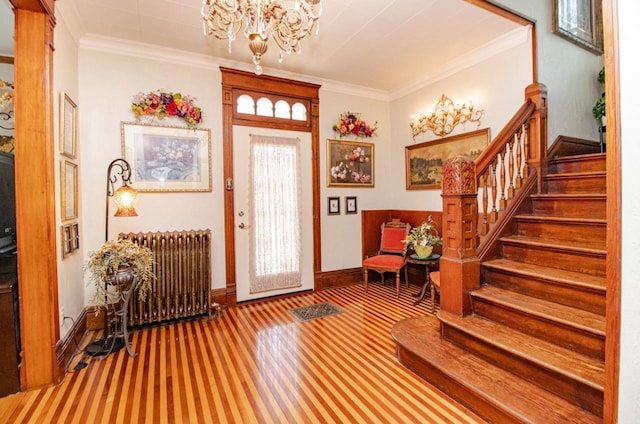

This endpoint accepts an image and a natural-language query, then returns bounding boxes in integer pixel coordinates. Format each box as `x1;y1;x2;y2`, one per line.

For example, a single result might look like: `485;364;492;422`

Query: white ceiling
1;0;525;95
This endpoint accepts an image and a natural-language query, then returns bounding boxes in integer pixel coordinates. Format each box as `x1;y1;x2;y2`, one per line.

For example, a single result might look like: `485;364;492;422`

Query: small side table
404;253;440;309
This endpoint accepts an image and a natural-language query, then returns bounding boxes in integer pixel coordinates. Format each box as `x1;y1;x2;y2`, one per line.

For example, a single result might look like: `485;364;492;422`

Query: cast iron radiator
119;229;212;326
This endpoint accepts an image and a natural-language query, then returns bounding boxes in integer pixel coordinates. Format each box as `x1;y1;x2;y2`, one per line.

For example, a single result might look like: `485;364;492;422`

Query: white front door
233;126;314;302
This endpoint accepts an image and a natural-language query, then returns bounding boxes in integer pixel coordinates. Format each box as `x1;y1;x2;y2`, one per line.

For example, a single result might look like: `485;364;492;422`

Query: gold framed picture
405;128;489;190
553;0;603;55
327;139;374;187
121;122;212;192
61;160;78;221
60;92;77;158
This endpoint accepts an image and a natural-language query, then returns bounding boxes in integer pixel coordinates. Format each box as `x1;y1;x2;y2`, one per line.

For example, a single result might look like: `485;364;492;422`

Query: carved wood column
524;82;548;192
440;156;480;316
13;4;61;389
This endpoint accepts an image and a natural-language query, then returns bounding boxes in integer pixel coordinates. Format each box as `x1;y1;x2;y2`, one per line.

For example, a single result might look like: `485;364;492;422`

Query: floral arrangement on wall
332;111;377;138
0;79;14;113
131;90;202;126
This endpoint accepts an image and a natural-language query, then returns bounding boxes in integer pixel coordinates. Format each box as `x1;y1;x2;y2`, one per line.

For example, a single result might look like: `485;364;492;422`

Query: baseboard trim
56;309;87;374
316;267;362;290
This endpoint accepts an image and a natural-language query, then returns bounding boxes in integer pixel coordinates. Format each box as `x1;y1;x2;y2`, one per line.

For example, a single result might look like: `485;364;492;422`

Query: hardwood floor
0;282;484;423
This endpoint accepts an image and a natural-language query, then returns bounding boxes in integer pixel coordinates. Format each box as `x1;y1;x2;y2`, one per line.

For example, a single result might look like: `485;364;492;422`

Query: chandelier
410;94;484;138
202;0;322;75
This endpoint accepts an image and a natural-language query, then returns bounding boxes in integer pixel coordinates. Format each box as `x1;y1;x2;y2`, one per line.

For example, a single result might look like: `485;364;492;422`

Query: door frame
220;67;321;306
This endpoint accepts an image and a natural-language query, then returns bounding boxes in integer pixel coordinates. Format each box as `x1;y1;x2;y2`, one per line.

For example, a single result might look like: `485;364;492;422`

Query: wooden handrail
439;83;547;316
475;100;535;176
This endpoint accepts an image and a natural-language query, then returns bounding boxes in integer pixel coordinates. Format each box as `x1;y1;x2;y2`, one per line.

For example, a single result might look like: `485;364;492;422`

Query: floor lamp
85;158;139;357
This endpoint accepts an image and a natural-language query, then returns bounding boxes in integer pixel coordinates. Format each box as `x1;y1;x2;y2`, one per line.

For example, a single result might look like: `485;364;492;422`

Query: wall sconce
410;94;484;139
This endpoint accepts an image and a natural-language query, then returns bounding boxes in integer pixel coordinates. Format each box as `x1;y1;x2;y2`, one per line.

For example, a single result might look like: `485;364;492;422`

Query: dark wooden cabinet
0;270;20;397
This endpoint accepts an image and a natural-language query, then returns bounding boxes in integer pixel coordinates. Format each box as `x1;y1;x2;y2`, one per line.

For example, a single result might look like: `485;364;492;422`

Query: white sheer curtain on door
248;135;302;293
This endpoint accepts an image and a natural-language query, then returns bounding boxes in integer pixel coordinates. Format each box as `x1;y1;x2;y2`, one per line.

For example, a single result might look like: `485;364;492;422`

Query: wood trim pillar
603;0;620;421
13;6;61;388
524;82;548;192
440;156;480;316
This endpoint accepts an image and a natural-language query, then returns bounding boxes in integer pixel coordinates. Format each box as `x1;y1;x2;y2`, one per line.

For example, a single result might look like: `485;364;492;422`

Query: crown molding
70;24;528;104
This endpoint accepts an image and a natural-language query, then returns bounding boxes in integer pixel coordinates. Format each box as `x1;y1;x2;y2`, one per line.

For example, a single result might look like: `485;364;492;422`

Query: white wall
618;0;640;420
77;48;226;301
496;0;604;144
389;38;531;212
318;90;390;271
53;13;84;338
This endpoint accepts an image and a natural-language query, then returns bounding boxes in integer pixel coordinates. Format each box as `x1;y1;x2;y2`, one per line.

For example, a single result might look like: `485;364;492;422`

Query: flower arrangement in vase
84;239;154;308
402;216;443;259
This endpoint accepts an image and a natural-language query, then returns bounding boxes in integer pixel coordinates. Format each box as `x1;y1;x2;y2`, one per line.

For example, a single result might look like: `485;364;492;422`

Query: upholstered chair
362;219;410;297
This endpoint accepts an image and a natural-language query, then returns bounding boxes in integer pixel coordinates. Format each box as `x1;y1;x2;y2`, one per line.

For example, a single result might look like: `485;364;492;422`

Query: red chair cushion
381;227;408;252
363;254;405;269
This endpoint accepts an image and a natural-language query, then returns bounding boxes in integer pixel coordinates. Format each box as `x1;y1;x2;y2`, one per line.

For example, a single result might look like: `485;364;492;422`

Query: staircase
393;152;606;423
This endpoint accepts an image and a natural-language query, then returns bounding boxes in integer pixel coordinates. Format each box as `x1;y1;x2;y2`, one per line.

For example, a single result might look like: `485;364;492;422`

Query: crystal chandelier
410;94;484;138
202;0;322;75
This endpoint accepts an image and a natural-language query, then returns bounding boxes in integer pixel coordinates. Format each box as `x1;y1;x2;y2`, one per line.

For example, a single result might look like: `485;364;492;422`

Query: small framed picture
345;196;357;214
328;196;340;215
61;224;72;258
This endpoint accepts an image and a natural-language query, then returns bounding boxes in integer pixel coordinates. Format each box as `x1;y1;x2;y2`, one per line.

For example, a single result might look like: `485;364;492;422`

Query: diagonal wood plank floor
0;282;485;423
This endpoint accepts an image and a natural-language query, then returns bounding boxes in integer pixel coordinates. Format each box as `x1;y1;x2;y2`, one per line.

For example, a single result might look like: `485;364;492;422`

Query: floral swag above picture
332;112;377;138
131;90;202;126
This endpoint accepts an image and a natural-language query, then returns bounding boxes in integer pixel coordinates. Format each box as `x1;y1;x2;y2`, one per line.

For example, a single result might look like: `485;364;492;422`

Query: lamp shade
113;184;138;217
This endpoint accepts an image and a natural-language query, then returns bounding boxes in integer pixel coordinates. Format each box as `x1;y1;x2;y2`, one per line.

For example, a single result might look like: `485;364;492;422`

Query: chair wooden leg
364;269;368;292
395;272;400;298
404;266;409;288
431;284;435;314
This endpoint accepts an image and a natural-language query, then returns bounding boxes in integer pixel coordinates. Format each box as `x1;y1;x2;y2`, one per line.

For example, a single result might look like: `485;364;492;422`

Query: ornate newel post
440;156;480;316
524;82;548;192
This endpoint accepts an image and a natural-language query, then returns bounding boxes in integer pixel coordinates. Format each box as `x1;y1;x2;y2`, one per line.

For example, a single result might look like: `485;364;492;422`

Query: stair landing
392;316;602;424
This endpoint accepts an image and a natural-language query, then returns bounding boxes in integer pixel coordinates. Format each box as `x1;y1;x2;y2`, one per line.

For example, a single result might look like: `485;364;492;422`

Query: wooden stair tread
530;193;606;200
392;317;602;424
514;214;605;225
500;235;606;254
549;153;606;162
439;311;605;390
483;258;606;291
543;171;605;179
472;285;606;335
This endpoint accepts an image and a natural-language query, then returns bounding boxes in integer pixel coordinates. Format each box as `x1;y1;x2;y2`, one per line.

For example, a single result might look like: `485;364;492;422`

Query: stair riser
396;345;523;424
543;175;606;194
501;244;605;277
549;158;606;173
441;323;604;417
472;297;605;360
482;268;605;315
531;198;606;219
516;220;606;245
